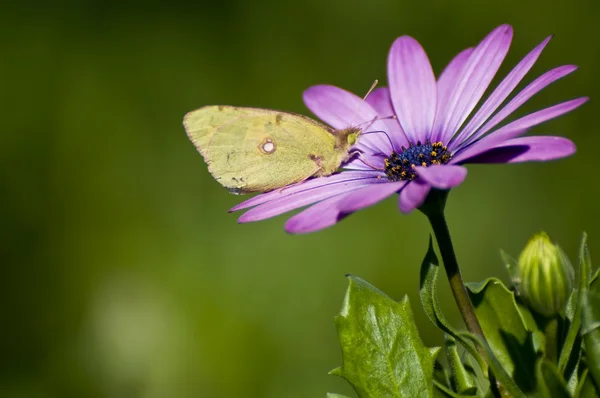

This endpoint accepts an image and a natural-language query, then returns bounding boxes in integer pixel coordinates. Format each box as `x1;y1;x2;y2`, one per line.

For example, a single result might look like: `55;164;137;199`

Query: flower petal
439;25;513;141
284;181;405;234
398;181;431;213
366;87;394;116
338;180;406;212
451;97;588;164
365;87;409;149
416;165;467;189
303;85;392;154
453;64;578;150
238;177;384;223
463;136;576;164
431;47;474;142
303;85;363;129
284;194;350;234
387;36;437;143
344;153;386;171
230;170;381;211
452;36;552;146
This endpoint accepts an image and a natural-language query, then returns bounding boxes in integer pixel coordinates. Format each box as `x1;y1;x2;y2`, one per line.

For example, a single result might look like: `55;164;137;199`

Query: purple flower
231;25;588;234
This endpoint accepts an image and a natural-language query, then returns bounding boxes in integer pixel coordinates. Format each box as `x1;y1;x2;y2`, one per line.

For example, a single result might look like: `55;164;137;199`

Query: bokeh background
2;0;598;396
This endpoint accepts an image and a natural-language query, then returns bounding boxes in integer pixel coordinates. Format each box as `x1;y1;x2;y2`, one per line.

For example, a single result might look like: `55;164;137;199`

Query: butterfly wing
183;106;338;193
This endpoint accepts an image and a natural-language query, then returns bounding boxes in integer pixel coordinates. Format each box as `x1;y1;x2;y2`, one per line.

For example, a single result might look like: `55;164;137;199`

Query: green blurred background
2;0;597;396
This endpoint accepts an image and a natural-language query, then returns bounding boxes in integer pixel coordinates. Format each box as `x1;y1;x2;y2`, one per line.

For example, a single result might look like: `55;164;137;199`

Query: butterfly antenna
348;79;379;127
361;130;396;152
362;79;379;101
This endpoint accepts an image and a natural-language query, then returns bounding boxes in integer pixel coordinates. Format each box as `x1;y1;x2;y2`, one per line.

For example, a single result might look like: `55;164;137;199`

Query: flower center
384;141;452;181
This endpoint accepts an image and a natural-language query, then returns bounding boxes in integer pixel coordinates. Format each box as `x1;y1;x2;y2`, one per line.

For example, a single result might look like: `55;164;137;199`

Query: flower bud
516;232;574;317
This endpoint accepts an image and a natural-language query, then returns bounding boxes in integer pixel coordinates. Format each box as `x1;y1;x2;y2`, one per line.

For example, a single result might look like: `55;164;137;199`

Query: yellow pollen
431;151;437;157
411;164;416;169
422;162;427;167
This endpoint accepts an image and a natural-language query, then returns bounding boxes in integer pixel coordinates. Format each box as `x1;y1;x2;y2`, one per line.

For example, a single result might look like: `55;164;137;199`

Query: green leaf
581;288;600;389
535;359;570;398
326;394;352;398
462;356;487;395
334;275;440;398
566;289;577;322
466;278;537;393
590;267;600;292
445;334;477;395
566;352;581;396
460;333;526;398
564;329;582;395
559;232;590;373
573;369;599;398
515;301;539;334
433;380;479;398
419;237;486;371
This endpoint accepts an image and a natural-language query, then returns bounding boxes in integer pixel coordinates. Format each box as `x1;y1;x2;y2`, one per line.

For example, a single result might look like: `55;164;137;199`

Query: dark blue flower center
384;141;452;181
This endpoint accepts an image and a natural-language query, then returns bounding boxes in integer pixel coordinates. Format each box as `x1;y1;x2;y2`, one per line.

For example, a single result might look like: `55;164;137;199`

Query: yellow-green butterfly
183;106;361;194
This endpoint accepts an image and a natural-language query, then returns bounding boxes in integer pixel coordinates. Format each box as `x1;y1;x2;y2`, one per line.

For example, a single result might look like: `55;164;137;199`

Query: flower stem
427;210;486;339
420;190;486;340
543;317;559;364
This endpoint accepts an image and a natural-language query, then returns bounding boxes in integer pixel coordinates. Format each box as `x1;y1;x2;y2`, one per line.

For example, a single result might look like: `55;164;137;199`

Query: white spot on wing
263;142;275;153
259;138;276;154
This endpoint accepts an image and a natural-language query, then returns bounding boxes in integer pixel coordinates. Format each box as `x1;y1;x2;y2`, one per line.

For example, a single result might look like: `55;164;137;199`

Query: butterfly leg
345;150;385;171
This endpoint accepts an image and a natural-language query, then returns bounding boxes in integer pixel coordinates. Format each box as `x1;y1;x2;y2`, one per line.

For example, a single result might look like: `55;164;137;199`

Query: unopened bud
516;232;574;317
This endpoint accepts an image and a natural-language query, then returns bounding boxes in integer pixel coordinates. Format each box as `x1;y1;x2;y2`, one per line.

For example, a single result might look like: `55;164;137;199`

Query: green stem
420;190;507;394
543;317;559;364
427;210;486;339
420;190;486;340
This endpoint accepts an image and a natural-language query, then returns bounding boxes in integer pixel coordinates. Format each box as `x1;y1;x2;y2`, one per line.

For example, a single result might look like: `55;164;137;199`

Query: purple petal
344;152;386;171
477;97;587;142
453;65;578;150
338;180;406;212
388;36;437;143
303;85;365;129
416;165;467;189
398;181;431;213
284;194;350;234
438;25;513;142
366;87;394;116
451;97;588;164
238;176;384;223
452;36;552;145
431;47;474;142
303;85;393;154
230;170;381;211
464;136;576;164
365;87;409;149
284;181;404;234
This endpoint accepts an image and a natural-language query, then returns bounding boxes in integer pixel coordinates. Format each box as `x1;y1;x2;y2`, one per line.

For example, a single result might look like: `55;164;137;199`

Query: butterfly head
333;127;361;150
